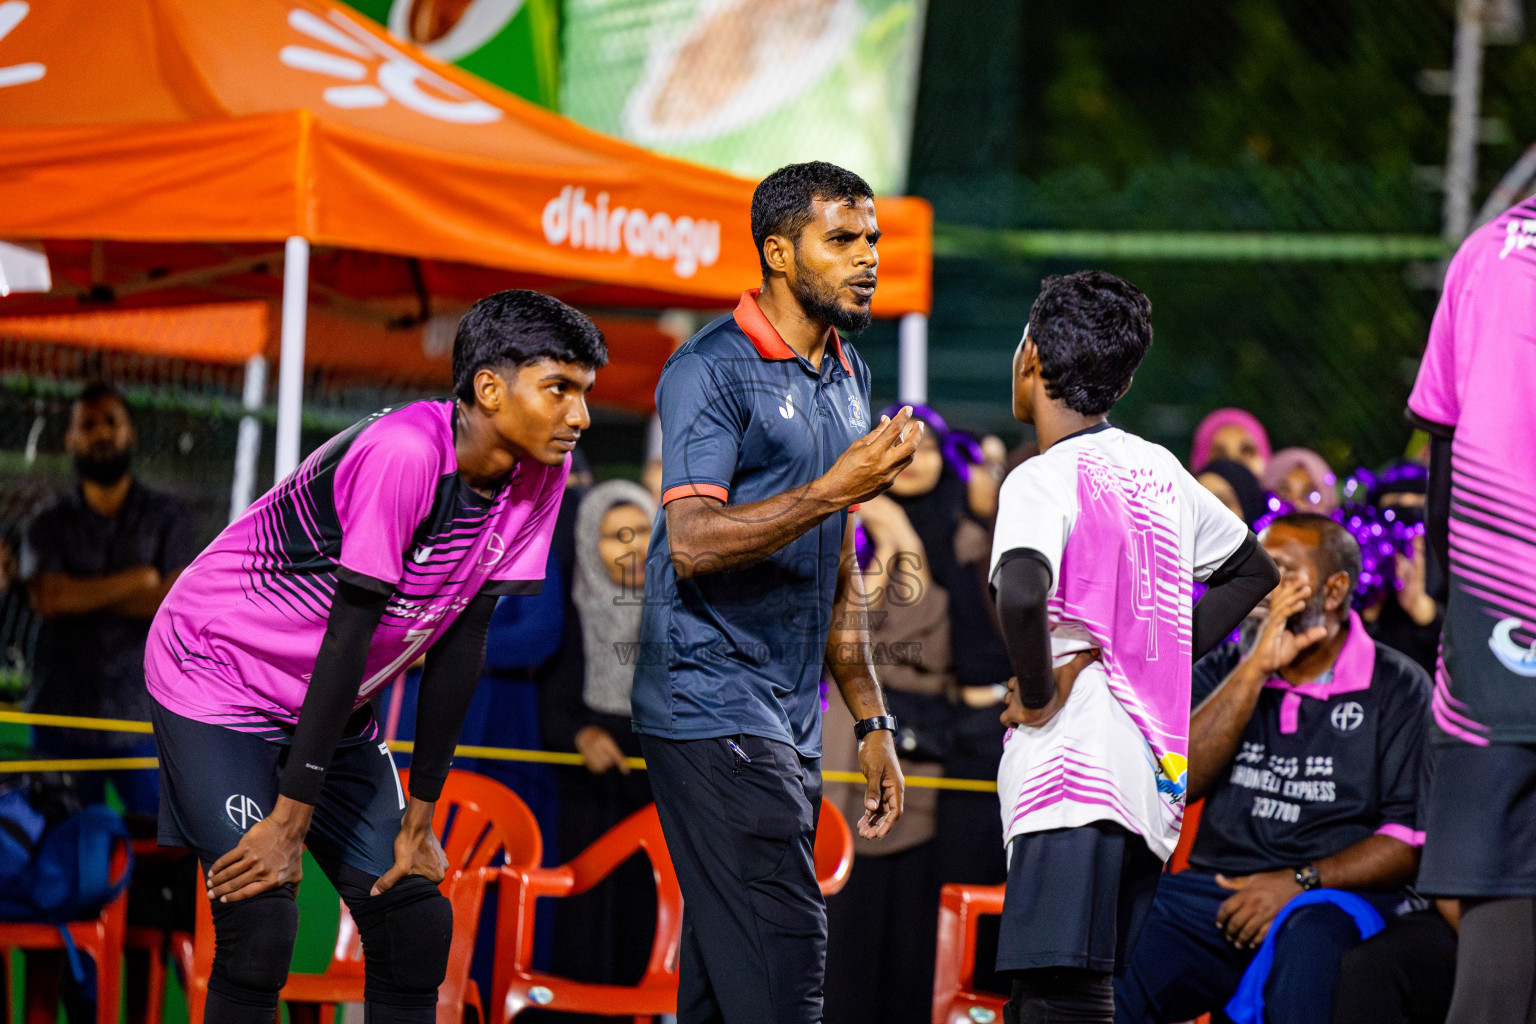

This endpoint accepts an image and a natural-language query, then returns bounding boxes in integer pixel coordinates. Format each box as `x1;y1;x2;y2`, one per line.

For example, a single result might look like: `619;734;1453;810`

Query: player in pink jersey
145;291;606;1024
987;272;1278;1022
1409;198;1536;1023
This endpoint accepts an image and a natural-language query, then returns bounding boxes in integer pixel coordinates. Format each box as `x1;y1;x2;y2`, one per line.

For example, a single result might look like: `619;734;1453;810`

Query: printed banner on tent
560;0;927;195
0;0;932;314
345;0;559;108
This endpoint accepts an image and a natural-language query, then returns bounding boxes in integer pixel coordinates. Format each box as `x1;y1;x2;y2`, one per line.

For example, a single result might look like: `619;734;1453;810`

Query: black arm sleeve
279;580;391;804
993;549;1056;709
1191;532;1278;664
407;591;497;802
1426;434;1452;600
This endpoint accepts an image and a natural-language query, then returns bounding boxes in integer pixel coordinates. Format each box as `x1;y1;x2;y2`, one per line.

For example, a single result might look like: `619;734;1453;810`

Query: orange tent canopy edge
0;0;932;317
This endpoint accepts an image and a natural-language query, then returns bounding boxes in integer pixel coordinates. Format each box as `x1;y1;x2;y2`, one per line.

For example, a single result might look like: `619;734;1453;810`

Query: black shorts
996;821;1163;975
151;700;403;880
1419;742;1536;898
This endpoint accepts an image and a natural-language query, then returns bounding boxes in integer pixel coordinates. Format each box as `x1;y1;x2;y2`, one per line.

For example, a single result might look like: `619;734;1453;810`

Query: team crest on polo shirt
847;394;867;431
1330;701;1366;733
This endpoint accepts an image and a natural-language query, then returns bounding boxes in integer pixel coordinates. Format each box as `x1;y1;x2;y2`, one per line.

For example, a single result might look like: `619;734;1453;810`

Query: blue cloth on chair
1224;889;1385;1024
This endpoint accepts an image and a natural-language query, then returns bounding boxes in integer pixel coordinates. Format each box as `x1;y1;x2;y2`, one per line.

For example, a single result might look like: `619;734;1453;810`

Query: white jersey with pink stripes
990;424;1249;860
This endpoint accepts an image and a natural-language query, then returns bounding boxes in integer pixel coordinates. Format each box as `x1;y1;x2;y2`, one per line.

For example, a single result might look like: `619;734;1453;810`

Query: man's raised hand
1247;580;1329;676
822;406;922;507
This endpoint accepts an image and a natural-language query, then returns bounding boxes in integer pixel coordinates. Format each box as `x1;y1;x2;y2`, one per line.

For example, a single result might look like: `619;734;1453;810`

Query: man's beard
791;252;873;334
1285;585;1329;635
74;447;133;485
1237;584;1330;656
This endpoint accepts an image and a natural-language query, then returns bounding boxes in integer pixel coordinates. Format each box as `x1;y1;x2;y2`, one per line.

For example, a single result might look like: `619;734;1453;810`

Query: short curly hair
1026;271;1153;416
750;162;874;276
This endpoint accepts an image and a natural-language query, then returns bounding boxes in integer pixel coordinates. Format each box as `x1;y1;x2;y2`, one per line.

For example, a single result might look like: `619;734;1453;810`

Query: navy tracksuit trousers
1115;870;1399;1024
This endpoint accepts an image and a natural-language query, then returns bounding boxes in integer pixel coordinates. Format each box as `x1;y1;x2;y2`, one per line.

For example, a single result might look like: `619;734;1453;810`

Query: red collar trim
829;327;853;376
733;289;853;375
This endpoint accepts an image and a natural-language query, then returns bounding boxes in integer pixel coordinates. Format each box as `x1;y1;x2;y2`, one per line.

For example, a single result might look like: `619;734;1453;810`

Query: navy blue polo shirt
631;289;873;758
1187;612;1431;876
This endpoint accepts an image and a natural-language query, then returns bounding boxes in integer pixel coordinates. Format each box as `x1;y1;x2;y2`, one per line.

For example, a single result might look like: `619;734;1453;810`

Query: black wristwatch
1293;863;1321;891
854;715;898;741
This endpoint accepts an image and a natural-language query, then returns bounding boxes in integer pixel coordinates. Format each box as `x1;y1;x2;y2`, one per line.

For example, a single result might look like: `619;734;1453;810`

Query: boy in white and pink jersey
146;291;606;1024
1409;198;1536;1022
987;272;1277;1021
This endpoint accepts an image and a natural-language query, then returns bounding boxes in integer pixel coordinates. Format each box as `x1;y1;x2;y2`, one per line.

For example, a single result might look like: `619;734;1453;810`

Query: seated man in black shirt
1116;513;1430;1024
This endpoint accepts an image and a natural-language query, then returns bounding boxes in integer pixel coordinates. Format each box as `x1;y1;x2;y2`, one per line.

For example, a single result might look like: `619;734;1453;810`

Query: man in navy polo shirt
1117;513;1431;1024
633;161;920;1024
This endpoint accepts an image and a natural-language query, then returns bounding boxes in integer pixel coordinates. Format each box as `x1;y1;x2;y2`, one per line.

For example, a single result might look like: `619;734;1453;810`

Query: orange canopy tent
0;0;933;486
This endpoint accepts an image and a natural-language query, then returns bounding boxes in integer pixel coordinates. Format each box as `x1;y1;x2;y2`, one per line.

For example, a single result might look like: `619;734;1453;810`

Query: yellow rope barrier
0;758;160;772
0;709;999;792
0;710;154;734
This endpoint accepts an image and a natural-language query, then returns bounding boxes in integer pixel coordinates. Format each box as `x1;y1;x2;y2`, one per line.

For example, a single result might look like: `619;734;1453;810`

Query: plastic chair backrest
814;797;853;896
0;836;133;1024
494;802;683;1020
399;767;544;873
1167;798;1203;874
326;768;545;964
931;882;1006;1024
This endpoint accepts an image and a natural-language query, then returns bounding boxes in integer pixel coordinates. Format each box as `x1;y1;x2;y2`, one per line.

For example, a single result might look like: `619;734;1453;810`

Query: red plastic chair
123;841;196;1024
1167;798;1203;875
187;768;542;1024
814;796;854;897
929;802;1211;1024
0;835;132;1024
930;882;1006;1024
494;797;853;1023
493;802;680;1024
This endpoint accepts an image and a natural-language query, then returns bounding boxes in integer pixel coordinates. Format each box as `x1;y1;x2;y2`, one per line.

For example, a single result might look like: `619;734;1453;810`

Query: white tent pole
275;235;310;481
229;353;268;521
898;312;928;405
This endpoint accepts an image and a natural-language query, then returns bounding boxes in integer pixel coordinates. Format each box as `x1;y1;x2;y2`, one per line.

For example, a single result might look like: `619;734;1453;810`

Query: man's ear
473;368;506;412
762;234;793;277
1323;570;1354;613
1020;337;1041;380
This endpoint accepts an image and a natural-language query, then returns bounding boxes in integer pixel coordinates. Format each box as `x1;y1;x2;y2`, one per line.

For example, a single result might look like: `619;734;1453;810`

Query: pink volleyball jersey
990;424;1249;860
1409;199;1536;746
146;401;568;736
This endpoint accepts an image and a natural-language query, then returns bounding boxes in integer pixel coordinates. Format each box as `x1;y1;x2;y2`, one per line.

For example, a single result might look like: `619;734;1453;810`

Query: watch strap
854;715;898;740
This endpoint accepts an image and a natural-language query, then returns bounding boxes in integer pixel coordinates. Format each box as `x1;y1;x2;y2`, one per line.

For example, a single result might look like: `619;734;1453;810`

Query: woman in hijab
1263;447;1339;514
1195;458;1269;527
881;404;1013;695
542;478;656;1012
880;404;1015;993
1190;407;1272;479
823;494;953;1024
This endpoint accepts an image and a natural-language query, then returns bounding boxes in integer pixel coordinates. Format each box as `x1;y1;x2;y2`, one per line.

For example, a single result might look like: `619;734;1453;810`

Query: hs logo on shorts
225;794;265;832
